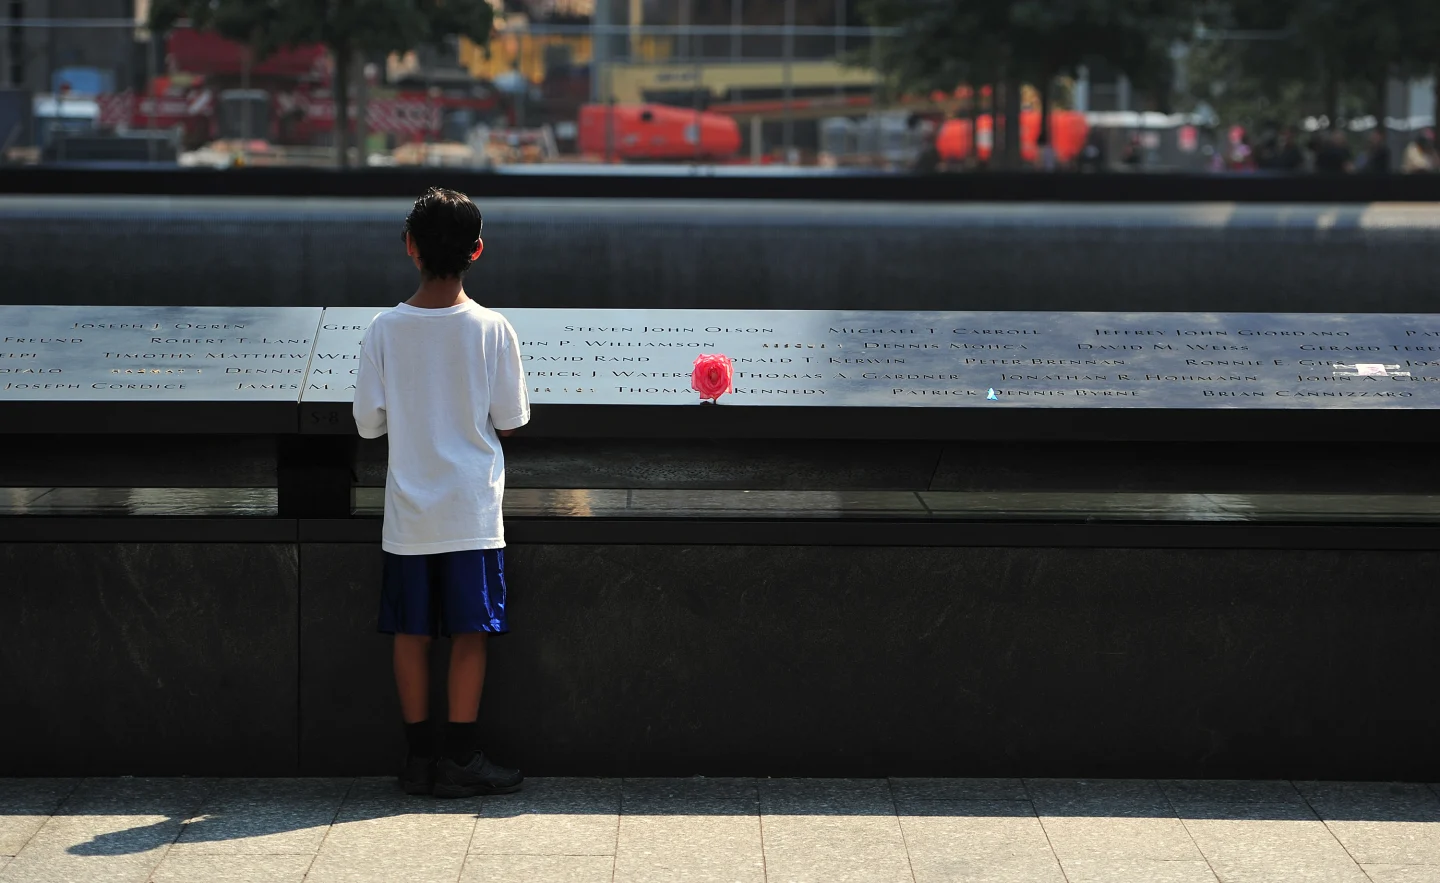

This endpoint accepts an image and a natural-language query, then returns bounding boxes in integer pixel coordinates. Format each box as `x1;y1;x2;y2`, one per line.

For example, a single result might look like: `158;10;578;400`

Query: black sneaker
399;755;436;796
432;753;524;798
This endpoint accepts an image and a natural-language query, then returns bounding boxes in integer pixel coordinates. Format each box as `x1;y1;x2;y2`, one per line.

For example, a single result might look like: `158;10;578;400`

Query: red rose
691;353;734;402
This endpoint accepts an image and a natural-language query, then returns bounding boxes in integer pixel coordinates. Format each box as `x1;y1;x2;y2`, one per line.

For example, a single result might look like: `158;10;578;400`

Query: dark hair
401;187;483;279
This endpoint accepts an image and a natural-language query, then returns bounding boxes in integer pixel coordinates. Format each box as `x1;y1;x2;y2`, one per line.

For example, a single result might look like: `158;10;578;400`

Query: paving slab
0;780;77;857
1028;777;1206;873
1039;813;1204;863
899;798;1064;883
760;791;911;883
1027;778;1174;816
305;849;470;883
36;778;211;817
148;853;315;883
1160;779;1308;811
460;853;616;883
5;776;1440;883
890;778;1028;801
613;797;763;883
316;777;477;879
1053;857;1220;883
622;778;758;799
1361;865;1440;883
15;778;213;859
1297;782;1440;816
759;778;896;816
759;778;892;800
1322;818;1440;867
320;805;476;856
170;777;351;856
0;849;168;883
512;778;623;802
1180;803;1369;883
471;789;619;856
1293;782;1440;866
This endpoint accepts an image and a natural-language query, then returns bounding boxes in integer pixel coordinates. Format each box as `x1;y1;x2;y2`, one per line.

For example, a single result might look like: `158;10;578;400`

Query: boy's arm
489;322;530;435
353;340;388;439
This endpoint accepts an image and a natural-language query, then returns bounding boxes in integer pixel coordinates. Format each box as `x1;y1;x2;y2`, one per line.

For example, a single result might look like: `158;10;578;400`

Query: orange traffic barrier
936;111;1089;163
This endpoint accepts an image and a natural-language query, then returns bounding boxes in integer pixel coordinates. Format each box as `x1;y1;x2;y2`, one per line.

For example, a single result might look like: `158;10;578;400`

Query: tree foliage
1187;0;1440;127
862;0;1440;157
860;0;1197;164
861;0;1195;94
149;0;496;165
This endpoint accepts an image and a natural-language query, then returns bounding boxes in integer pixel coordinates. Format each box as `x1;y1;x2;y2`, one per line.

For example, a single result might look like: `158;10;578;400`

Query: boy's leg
393;634;436;794
383;553;442;794
447;632;489;722
443;632;488;765
394;634;432;724
431;550;522;797
433;629;520;796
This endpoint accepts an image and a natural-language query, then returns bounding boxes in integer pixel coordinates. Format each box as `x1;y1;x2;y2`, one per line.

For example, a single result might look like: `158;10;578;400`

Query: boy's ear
471;238;484;261
405;232;419;259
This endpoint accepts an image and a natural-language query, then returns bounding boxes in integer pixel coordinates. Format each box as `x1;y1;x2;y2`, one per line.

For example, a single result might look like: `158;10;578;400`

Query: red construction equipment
577;104;742;162
96;27;506;149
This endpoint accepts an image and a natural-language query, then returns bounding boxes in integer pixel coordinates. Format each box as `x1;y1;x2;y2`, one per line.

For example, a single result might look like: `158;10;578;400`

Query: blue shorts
378;548;510;637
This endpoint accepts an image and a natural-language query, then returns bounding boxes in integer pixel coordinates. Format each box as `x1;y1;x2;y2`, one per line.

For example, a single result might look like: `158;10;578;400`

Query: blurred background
0;0;1435;176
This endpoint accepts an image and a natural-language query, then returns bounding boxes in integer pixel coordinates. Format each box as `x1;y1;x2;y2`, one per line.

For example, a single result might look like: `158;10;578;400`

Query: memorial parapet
300;306;1440;440
0;306;322;433
6;305;1440;439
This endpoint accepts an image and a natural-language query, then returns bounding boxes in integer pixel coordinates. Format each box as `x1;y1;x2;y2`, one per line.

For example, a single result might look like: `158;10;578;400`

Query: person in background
1314;129;1354;174
1254;130;1280;170
1275;128;1305;172
1078;131;1106;173
911;119;941;174
1121;135;1143;170
1362;129;1392;174
1305;130;1325;170
1226;133;1257;172
1402;130;1438;173
1036;131;1058;172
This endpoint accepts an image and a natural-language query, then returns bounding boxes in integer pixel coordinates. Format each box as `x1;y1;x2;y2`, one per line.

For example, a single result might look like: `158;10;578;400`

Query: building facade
2;0;138;94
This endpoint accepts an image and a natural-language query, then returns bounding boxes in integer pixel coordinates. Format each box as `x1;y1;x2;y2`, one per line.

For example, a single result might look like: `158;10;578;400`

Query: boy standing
353;188;530;798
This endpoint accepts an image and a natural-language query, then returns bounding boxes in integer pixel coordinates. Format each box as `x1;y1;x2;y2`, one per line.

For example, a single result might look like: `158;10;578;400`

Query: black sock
404;720;434;759
444;721;477;765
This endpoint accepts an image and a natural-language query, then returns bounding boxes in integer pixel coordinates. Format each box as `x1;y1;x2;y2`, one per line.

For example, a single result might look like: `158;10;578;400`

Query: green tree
149;0;496;167
860;0;1198;167
860;0;1018;166
1010;0;1195;136
1186;0;1439;141
1293;0;1406;121
1393;0;1440;134
1181;0;1334;132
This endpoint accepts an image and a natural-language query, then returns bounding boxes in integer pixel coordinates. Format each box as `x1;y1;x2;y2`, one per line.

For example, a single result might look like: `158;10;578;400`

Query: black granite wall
5;536;1437;780
12;434;1440;498
302;543;1440;781
365;438;1440;495
0;542;299;776
3;198;1437;313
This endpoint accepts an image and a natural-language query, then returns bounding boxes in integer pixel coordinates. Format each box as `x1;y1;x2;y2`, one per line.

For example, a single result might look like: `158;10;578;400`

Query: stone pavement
3;777;1440;883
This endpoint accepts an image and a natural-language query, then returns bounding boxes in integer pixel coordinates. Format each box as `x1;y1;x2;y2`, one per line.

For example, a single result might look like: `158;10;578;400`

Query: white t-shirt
353;301;530;555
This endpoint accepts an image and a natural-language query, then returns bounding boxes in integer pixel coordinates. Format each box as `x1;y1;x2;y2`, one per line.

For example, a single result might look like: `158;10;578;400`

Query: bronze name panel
303;307;1440;409
0;306;323;401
